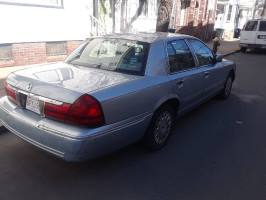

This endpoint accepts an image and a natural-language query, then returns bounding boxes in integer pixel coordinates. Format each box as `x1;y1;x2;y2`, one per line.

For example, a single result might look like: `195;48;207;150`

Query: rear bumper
240;43;266;49
0;97;152;161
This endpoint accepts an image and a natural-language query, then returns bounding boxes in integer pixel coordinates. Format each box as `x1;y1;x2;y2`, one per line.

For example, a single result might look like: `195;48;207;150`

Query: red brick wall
0;40;82;68
12;42;46;66
175;0;217;41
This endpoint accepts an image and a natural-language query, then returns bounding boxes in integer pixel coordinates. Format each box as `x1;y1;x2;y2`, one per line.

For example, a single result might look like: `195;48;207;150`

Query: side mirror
215;54;223;63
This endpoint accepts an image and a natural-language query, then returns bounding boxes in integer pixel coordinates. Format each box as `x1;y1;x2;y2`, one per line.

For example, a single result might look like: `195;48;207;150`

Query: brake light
44;94;104;127
4;81;17;103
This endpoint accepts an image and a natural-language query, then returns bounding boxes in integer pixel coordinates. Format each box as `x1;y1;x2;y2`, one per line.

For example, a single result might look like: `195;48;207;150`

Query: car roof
102;32;195;43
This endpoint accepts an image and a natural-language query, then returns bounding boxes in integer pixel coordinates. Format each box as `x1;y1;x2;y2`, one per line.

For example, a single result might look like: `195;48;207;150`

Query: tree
123;0;148;32
96;0;174;33
121;0;174;32
156;0;173;32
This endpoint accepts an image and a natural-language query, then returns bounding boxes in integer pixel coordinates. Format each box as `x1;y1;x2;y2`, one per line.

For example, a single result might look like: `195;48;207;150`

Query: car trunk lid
7;62;141;104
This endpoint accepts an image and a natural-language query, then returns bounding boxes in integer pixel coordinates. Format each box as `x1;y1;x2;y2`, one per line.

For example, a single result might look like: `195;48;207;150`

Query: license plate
26;96;40;114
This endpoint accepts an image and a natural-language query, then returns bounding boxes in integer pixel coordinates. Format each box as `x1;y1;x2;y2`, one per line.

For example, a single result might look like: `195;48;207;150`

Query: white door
256;20;266;46
240;20;258;44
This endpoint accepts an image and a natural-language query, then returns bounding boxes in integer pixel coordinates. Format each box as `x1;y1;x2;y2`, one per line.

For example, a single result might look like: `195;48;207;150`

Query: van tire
240;47;247;53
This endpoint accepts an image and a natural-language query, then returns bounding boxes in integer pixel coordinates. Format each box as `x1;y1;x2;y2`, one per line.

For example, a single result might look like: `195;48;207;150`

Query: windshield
65;38;150;76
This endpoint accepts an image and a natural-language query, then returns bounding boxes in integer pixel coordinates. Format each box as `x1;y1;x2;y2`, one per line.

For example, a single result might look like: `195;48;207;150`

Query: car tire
143;105;175;151
240;47;247;53
219;75;233;100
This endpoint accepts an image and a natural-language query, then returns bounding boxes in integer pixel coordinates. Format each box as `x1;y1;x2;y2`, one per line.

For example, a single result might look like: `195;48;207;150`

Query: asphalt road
0;51;266;200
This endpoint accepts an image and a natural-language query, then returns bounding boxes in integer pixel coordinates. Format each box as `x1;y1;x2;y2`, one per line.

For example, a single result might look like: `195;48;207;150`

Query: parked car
0;33;236;161
240;19;266;52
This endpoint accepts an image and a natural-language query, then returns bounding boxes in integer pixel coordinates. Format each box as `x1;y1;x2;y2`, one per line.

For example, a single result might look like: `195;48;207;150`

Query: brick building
170;0;217;41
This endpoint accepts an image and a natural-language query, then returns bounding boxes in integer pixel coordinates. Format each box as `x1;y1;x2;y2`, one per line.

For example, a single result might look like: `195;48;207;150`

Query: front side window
65;38;149;76
167;40;195;73
259;21;266;32
244;21;258;31
188;39;214;66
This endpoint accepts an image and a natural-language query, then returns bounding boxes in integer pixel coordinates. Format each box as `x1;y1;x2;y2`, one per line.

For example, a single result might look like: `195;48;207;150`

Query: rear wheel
143;105;175;151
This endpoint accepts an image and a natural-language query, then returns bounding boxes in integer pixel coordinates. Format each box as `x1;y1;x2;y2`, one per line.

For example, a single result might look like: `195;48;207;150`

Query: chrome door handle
176;80;184;88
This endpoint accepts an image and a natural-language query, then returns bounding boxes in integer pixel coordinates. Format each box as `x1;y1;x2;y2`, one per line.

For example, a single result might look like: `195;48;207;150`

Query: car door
256;20;266;46
241;20;258;45
166;39;205;112
187;39;226;98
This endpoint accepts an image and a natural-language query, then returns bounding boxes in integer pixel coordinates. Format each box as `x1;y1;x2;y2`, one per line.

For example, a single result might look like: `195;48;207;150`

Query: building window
0;44;12;61
227;5;232;21
46;42;67;56
217;4;225;14
0;0;63;8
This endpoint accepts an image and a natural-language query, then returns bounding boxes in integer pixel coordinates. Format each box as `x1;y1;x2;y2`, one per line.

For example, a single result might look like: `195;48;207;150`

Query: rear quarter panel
92;76;175;124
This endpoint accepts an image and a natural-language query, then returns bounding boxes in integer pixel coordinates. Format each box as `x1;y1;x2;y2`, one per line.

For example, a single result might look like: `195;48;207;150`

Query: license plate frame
26;95;40;114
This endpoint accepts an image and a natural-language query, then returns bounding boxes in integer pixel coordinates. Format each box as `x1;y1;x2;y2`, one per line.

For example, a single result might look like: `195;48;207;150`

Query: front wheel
219;75;233;99
143;105;175;151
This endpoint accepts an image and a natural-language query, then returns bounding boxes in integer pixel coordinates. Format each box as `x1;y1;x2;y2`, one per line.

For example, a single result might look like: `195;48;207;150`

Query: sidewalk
207;39;240;56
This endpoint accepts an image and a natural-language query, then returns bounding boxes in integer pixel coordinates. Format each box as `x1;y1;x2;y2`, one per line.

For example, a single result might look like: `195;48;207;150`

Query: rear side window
259;21;266;31
188;39;214;66
244;21;258;31
167;40;195;73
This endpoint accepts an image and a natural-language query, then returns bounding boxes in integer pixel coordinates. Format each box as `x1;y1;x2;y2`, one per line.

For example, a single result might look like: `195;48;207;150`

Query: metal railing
89;15;107;36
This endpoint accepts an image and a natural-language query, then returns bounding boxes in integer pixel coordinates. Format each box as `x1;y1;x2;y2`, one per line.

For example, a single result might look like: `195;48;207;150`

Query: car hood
7;62;141;103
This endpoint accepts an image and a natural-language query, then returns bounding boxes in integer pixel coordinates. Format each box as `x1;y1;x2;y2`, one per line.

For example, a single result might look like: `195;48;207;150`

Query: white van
240;19;266;52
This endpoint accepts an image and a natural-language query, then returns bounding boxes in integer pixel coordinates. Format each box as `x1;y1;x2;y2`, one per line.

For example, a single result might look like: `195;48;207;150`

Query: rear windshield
259;21;266;31
65;38;149;76
244;21;258;31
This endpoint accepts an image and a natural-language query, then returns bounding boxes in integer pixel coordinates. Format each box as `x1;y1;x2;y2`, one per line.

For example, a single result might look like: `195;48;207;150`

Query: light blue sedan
0;33;236;161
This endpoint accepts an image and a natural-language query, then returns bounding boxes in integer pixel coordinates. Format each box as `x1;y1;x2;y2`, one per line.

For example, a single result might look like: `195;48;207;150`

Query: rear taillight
4;81;17;103
44;94;104;127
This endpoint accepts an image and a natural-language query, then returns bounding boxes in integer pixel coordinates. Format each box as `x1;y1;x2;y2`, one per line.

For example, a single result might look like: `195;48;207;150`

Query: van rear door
256;20;266;46
240;20;258;44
